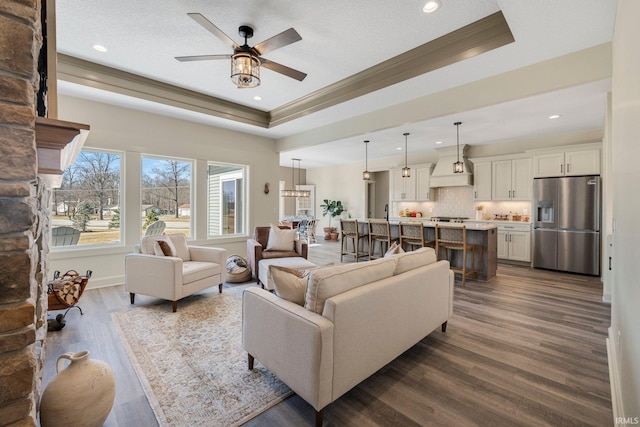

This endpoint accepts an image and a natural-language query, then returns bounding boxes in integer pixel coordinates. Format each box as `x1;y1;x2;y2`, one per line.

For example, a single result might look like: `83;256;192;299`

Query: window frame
207;162;248;238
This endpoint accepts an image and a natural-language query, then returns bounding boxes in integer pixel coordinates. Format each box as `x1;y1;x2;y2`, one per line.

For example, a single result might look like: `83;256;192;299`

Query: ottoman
258;257;317;291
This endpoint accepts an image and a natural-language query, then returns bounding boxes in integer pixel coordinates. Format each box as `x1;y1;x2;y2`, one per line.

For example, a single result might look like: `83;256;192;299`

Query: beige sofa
242;247;453;426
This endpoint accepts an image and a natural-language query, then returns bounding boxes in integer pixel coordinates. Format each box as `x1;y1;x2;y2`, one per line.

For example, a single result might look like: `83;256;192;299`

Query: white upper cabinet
390;164;433;201
491;158;531;201
416;165;435;201
532;146;601;177
390;167;415;200
473;162;492;201
564;149;601;176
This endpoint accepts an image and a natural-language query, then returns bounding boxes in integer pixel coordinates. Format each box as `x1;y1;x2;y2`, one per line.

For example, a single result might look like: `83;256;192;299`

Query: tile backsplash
393;186;531;220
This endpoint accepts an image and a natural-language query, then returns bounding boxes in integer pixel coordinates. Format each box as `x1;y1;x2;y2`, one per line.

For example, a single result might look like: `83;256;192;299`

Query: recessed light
92;44;108;53
423;0;441;13
253;96;262;101
549;114;561;119
435;141;443;144
396;147;403;151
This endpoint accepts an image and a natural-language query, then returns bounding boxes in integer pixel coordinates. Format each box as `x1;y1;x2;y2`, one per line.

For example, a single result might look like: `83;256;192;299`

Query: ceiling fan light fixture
423;0;442;13
231;52;261;88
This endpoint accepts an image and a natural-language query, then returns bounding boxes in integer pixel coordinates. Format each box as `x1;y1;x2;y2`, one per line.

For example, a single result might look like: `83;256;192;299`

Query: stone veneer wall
0;1;49;425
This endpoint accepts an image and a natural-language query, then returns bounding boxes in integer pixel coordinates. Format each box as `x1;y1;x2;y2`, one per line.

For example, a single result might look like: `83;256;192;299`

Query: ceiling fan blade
175;54;231;62
260;58;307;81
253;28;301;55
187;13;238;49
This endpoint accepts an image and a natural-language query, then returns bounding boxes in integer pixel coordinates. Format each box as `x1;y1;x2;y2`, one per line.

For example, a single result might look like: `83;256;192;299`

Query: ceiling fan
175;13;307;88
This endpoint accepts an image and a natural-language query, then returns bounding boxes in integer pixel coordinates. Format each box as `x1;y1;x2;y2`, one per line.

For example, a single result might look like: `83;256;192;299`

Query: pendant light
281;158;309;198
453;122;464;174
363;140;371;180
402;132;411;178
296;159;310;197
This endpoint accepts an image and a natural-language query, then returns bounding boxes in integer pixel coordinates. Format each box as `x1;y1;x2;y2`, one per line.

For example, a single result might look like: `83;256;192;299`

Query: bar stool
368;219;398;259
435;224;476;286
340;219;369;262
399;221;435;251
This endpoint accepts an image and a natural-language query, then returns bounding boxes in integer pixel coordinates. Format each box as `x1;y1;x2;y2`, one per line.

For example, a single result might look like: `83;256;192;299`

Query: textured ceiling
55;0;617;167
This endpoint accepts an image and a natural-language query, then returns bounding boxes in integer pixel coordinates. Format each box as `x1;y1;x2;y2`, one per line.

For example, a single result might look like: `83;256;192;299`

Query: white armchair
125;233;227;312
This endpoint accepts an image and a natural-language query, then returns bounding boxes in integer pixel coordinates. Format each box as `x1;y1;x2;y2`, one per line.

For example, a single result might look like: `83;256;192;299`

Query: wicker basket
226;255;251;283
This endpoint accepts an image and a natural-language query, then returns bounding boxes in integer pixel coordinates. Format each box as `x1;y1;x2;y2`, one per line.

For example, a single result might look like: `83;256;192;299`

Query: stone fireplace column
0;1;48;425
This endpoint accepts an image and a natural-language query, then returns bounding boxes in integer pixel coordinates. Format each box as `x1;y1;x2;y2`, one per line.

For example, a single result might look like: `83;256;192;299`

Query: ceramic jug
40;350;116;427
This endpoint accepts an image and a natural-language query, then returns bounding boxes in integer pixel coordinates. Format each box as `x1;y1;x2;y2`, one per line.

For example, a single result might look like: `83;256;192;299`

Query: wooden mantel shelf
35;116;90;187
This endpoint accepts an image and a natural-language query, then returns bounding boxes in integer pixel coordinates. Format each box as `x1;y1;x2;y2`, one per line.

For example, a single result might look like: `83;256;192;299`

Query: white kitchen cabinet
390;167;416;200
533;148;600;177
564;149;601;176
390;164;433;201
416;165;435;201
473;161;492;200
491;158;531;201
496;224;531;262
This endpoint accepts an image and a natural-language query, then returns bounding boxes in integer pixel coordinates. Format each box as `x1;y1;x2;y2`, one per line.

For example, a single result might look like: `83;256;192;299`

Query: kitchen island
388;220;498;281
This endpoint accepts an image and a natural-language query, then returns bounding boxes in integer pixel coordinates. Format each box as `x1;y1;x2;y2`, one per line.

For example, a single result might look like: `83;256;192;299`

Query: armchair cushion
141;233;191;261
265;224;297;251
154;237;176;257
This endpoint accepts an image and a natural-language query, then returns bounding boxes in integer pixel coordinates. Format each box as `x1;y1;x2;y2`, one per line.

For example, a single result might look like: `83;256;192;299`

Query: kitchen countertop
387;219;498;230
464;220;532;226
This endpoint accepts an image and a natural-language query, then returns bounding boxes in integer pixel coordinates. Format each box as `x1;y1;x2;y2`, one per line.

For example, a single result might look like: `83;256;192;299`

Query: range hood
429;144;473;187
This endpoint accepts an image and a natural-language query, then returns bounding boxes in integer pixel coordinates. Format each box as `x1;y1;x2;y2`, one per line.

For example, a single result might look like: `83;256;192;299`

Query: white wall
609;0;640;419
51;95;281;288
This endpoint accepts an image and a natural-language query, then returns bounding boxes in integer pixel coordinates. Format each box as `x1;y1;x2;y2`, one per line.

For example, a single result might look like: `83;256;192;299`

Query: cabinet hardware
512;190;516;198
561;164;564;173
474;191;477;198
609;257;612;270
567;163;570;173
505;234;508;242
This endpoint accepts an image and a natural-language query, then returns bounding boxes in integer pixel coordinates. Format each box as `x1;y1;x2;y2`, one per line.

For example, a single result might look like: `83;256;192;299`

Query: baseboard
607;328;624;422
85;275;124;289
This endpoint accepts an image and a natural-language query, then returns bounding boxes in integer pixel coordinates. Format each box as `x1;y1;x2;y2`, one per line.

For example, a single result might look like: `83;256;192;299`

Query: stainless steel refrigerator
533;175;600;275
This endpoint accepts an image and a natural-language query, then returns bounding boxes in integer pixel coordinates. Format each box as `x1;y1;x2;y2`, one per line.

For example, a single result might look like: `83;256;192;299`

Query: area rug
111;287;292;426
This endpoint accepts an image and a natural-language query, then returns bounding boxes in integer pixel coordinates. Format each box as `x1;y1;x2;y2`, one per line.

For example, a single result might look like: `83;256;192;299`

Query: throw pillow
384;241;405;257
154;235;176;257
265;224;296;251
269;265;311;306
393;247;437;275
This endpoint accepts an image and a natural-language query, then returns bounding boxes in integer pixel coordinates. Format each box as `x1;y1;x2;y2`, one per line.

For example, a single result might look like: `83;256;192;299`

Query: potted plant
320;199;345;240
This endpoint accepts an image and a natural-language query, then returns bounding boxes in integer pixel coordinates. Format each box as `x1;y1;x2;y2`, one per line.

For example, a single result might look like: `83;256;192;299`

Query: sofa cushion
305;257;396;314
391;247;437;275
182;261;221;284
265;224;296;251
270;265;311;306
259;257;317;291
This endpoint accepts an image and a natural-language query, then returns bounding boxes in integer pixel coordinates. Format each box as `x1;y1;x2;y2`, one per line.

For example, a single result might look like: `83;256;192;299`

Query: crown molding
57;54;271;128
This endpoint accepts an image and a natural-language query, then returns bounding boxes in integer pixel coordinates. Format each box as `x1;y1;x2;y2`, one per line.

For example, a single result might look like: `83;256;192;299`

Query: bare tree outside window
51;149;122;246
142;157;192;237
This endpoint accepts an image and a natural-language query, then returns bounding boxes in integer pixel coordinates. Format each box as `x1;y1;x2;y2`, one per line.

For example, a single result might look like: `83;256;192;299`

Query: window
141;156;192;237
52;149;122;246
208;163;246;236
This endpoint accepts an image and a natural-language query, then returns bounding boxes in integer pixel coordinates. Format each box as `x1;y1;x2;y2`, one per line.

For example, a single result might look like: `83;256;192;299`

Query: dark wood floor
42;240;612;426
